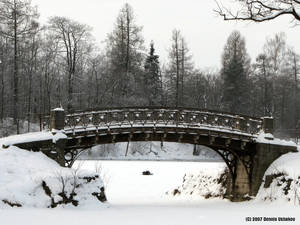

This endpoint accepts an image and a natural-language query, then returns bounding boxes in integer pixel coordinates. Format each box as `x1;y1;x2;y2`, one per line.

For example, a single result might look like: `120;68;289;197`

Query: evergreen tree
221;31;250;114
106;3;145;103
144;41;162;106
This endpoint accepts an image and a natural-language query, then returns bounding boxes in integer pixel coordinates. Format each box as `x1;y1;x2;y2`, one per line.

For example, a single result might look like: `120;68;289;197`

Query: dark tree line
0;1;299;136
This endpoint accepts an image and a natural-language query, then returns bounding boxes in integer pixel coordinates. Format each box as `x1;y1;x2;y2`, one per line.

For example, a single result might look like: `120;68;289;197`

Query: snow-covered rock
0;146;106;208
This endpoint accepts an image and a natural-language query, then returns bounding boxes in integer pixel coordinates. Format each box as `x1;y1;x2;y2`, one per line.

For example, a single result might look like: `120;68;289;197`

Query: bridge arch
62;123;256;199
65;138;253;201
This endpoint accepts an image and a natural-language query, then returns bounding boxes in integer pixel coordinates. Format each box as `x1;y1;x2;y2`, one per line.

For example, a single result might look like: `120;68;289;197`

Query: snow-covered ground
1;201;298;225
1;144;300;225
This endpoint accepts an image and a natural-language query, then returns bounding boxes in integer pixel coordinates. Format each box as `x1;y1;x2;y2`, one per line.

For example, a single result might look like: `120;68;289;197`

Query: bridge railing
57;108;264;135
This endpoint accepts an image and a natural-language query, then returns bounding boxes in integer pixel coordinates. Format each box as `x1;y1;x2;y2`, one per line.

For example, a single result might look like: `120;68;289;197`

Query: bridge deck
0;107;283;150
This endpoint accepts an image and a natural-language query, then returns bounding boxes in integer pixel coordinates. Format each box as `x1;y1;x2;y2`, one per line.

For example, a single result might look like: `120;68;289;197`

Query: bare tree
215;0;300;25
22;26;40;131
0;36;10;121
286;48;300;128
0;0;39;133
39;32;60;115
166;29;194;107
48;17;92;112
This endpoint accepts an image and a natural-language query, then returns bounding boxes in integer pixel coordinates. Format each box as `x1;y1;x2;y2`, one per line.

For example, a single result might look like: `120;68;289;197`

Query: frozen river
73;160;226;204
1;160;299;225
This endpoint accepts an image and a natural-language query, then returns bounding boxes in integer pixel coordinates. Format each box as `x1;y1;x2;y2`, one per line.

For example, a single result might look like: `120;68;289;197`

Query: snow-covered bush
258;172;300;204
168;166;228;199
0;146;106;208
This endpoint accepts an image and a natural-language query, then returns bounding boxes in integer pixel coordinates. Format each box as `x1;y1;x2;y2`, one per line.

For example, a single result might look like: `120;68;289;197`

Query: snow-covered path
1;160;299;225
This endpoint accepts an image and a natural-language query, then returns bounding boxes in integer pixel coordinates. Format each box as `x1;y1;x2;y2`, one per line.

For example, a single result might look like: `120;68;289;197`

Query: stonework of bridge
5;107;298;201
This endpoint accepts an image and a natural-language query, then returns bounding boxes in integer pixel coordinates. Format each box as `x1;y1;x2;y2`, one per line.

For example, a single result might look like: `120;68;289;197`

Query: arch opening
72;142;231;203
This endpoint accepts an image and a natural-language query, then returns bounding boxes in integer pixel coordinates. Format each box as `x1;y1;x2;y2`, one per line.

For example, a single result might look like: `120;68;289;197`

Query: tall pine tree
106;3;144;103
221;31;250;114
144;41;162;106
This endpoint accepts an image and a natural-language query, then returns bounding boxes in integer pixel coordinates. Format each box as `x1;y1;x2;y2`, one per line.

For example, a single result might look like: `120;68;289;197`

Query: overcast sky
31;0;300;69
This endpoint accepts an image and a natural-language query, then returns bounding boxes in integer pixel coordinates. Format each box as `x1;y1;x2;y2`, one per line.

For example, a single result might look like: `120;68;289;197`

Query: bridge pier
230;159;251;201
225;116;298;201
226;143;296;201
250;143;296;196
50;108;67;167
54;138;67;167
50;108;65;131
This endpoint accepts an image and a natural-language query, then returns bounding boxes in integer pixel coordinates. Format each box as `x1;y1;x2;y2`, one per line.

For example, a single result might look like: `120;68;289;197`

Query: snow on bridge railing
47;107;267;136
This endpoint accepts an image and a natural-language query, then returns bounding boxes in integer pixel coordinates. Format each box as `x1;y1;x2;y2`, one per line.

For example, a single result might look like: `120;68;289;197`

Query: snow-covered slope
0;146;106;208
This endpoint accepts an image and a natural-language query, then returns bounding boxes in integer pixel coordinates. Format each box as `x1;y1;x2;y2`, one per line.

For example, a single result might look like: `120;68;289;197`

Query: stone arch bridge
3;107;297;201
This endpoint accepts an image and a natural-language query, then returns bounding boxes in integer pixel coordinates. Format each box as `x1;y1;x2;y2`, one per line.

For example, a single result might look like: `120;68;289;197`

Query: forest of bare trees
0;0;299;136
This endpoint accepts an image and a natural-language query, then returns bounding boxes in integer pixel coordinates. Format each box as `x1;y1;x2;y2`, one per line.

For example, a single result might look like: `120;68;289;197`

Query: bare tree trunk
175;34;180;107
1;64;4;122
0;39;5;122
67;71;73;112
95;72;100;106
13;0;19;133
27;37;38;132
292;52;299;129
181;38;185;106
262;59;268;115
27;65;32;132
125;10;131;98
125;141;130;156
280;87;286;129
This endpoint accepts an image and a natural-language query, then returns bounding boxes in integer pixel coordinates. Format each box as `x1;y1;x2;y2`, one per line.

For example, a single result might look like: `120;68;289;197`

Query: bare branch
215;0;300;24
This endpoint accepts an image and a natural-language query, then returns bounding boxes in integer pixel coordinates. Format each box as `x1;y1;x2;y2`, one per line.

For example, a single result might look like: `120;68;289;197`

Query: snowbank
256;147;300;204
0;146;106;208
